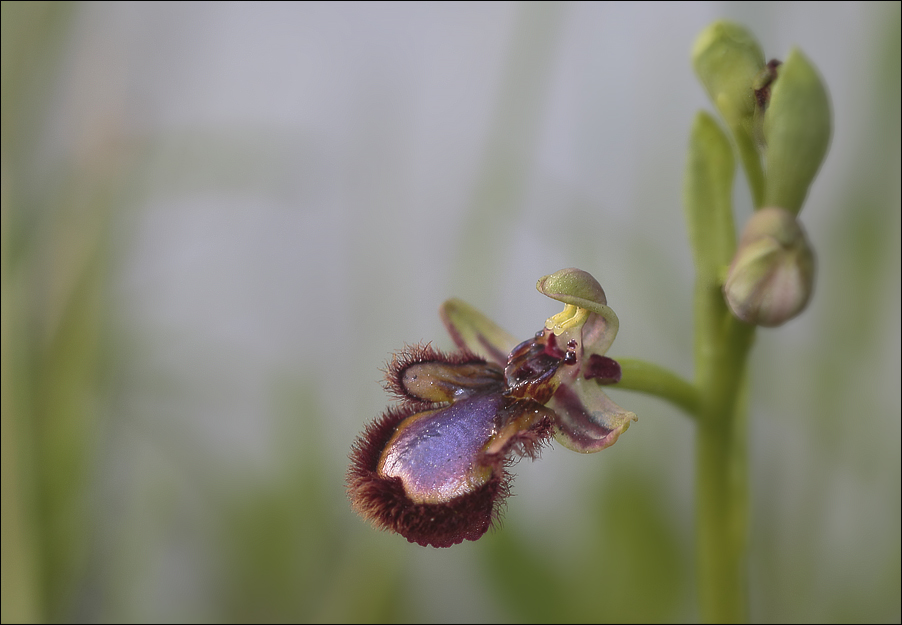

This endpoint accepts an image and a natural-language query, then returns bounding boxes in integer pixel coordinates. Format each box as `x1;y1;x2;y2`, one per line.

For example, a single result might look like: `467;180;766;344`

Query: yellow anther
544;304;589;336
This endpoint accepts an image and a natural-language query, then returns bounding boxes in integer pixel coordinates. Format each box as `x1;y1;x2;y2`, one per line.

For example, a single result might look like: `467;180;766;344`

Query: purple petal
379;395;504;503
549;378;637;454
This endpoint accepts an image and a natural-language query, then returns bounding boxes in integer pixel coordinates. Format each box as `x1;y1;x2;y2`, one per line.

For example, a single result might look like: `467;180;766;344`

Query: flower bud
723;207;815;327
692;21;765;136
763;48;832;214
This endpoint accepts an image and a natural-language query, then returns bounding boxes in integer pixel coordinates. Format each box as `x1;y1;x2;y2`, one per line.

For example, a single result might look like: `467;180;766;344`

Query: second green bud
724;207;815;327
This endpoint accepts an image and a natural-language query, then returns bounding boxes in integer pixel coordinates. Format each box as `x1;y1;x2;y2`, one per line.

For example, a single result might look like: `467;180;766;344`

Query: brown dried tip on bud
754;59;782;110
723;207;815;327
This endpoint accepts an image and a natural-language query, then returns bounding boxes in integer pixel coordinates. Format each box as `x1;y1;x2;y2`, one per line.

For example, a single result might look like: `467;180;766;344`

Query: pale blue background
4;1;899;621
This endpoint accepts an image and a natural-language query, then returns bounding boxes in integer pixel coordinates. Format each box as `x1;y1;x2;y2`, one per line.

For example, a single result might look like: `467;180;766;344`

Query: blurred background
1;1;899;622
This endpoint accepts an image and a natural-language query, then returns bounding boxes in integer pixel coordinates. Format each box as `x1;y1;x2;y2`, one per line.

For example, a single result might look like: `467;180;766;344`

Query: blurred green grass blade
2;2;116;621
482;471;688;622
1;177;43;624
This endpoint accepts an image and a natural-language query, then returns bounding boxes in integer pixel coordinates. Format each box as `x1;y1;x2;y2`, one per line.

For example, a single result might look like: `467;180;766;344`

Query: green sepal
763;48;832;215
684;111;737;280
440;298;518;366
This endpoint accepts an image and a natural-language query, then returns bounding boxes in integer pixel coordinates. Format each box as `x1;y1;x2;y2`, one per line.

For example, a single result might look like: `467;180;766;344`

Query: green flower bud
763;48;832;215
723;207;815;327
692;21;767;205
692;20;765;137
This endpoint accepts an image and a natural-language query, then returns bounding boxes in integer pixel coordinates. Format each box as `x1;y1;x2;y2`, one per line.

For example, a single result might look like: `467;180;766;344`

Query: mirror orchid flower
347;268;637;547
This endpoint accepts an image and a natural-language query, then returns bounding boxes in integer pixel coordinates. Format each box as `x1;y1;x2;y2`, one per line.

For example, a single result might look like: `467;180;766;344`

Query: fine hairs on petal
481;400;556;463
382;343;503;406
346;404;511;547
496;415;554;462
382;343;473;400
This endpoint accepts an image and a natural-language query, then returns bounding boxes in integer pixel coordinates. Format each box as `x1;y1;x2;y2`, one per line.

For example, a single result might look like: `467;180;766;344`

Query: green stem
615;314;754;623
695;398;748;623
681;109;755;622
615;358;699;418
733;127;767;209
693;279;756;623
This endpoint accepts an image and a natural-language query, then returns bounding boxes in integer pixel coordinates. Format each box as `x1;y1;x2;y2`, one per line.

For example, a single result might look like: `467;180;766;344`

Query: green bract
684;111;737;279
763;48;832;214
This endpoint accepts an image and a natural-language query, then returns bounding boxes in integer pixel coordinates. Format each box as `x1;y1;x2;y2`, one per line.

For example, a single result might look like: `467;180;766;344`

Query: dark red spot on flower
583;354;622;384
